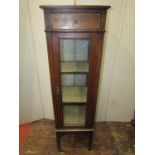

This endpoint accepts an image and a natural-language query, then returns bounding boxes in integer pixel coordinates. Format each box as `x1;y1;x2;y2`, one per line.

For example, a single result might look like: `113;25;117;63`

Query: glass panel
60;39;89;61
60;38;90;126
63;105;86;126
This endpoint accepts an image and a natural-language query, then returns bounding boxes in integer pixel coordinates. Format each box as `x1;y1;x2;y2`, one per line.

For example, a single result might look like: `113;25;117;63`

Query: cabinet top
39;5;111;10
40;5;110;32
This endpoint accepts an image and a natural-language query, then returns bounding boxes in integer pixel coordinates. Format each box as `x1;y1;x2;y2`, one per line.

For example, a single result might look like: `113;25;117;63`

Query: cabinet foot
56;132;61;151
88;131;93;150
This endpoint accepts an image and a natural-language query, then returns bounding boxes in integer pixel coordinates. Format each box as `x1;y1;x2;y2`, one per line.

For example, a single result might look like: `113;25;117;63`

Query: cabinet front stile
47;32;64;128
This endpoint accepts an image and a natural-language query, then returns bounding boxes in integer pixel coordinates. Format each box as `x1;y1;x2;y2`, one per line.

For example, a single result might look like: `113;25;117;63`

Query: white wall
96;0;135;121
19;0;44;124
19;0;134;123
104;0;135;121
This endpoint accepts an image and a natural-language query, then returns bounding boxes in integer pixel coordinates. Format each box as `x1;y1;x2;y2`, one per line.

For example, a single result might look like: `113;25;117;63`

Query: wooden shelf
63;105;86;126
61;62;89;73
62;86;87;103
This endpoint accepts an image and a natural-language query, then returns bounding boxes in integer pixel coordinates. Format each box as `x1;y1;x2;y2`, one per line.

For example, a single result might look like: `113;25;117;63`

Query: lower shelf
63;105;86;126
62;86;87;103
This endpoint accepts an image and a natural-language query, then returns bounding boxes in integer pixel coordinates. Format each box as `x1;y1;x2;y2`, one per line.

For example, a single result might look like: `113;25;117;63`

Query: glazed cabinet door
49;32;103;129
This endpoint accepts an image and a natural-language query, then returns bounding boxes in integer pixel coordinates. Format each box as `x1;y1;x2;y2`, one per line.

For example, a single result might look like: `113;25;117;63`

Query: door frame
48;32;103;129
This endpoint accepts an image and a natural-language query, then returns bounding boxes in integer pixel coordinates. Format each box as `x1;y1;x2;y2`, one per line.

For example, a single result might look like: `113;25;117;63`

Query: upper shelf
61;62;89;73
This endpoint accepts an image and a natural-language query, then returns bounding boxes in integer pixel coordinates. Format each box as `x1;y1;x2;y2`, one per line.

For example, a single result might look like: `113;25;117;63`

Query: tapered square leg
88;131;93;150
56;132;61;151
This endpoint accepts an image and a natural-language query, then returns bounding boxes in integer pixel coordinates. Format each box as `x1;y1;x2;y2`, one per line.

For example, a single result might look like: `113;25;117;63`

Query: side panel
86;33;104;127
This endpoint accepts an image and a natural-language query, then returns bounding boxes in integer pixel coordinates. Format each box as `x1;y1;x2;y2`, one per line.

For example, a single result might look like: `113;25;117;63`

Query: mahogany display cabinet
40;5;110;151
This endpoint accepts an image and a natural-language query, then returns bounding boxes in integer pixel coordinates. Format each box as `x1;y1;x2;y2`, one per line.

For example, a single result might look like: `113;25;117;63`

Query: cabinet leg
88;131;93;150
56;132;61;151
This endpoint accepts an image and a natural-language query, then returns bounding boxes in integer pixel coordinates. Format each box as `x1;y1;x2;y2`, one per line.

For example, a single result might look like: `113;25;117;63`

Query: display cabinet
40;5;110;151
